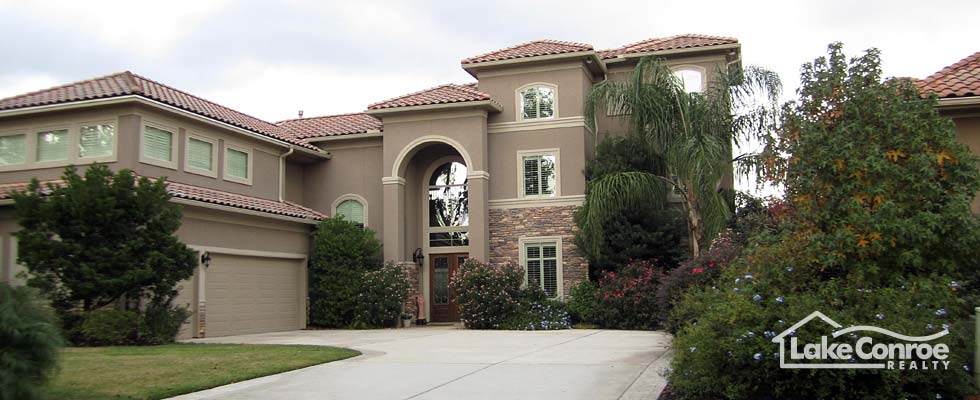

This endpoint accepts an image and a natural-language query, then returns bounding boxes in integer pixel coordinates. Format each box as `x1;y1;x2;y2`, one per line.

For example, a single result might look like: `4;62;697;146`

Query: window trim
222;142;253;185
515;82;559;122
671;65;707;94
518;236;564;299
0;130;28;172
139;120;179;170
517;148;561;199
183;133;219;178
76;119;119;163
32;125;73;167
331;193;369;228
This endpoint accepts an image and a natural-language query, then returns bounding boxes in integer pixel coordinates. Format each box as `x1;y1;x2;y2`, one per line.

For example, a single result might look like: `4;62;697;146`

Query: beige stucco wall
952;115;980;212
304;137;384;233
487;126;588;199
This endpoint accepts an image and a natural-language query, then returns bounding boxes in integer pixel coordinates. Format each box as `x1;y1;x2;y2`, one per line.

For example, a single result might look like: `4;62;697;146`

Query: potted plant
400;312;414;328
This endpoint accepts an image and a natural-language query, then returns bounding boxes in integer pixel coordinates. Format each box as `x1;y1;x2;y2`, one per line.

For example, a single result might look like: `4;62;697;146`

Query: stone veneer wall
488;205;587;300
400;262;422;319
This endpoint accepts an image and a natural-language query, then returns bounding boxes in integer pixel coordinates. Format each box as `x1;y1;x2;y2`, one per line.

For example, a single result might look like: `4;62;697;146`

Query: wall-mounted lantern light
200;251;212;268
412;248;424;267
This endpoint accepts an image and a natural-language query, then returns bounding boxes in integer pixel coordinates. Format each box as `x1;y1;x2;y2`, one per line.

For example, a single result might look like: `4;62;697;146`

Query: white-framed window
424;159;469;249
140;122;178;169
184;134;218;177
35;128;70;163
672;66;705;94
519;237;563;298
78;122;116;160
517;83;557;121
518;149;559;198
0;133;27;167
333;197;366;229
223;143;252;185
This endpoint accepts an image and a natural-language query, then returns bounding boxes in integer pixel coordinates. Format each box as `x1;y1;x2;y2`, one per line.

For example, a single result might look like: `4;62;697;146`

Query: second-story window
0;134;26;166
142;125;175;166
519;85;556;120
521;151;557;198
78;123;115;159
673;68;704;93
36;129;69;163
223;145;251;185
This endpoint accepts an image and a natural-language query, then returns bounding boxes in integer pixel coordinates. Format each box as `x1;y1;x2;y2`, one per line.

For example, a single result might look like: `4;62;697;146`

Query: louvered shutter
538;87;555;118
0;135;26;166
79;124;115;158
522;89;538;119
523;156;540;196
36;129;69;162
336;200;364;228
143;126;173;161
542;244;558;297
186;138;213;171
225;148;249;179
540;155;555;195
526;245;541;289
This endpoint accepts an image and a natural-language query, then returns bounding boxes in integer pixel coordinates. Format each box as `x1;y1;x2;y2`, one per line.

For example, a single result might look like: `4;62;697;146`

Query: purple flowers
744;274;753;280
690;346;697;353
935;308;947;317
786;267;794;272
753;353;762;360
753;294;762;302
875;313;885;320
950;281;959;289
775;296;784;304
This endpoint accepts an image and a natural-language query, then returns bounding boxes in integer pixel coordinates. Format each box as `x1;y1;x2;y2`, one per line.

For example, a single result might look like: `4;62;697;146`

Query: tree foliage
308;217;382;327
12;165;196;313
0;283;62;400
583;57;781;258
669;43;980;399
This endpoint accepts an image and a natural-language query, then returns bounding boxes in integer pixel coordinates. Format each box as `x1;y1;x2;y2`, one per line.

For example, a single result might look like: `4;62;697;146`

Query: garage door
205;254;303;337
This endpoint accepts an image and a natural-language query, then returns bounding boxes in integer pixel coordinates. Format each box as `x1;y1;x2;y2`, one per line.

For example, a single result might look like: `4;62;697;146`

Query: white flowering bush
353;262;409;328
450;259;523;329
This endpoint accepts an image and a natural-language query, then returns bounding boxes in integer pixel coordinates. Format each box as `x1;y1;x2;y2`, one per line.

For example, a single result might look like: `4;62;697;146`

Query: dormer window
518;84;556;121
672;67;705;93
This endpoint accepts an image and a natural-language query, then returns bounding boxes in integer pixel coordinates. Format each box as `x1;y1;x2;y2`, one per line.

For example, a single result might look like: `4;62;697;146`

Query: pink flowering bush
591;260;667;330
353;262;410;328
657;229;742;332
449;259;523;329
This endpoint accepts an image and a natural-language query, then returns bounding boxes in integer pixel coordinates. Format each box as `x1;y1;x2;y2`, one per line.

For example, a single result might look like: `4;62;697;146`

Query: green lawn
42;344;360;400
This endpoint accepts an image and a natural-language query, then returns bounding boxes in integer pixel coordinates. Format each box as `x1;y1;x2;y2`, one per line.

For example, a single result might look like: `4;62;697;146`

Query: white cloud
0;0;230;56
0;73;60;100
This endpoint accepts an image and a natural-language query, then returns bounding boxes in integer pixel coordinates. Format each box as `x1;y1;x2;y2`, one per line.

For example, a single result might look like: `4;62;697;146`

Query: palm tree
582;57;780;258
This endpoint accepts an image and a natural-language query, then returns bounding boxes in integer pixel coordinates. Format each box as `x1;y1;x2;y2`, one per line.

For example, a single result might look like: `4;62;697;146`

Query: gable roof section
0;72;320;151
599;34;738;59
276;112;382;139
367;83;498;110
461;40;594;65
0;179;325;221
917;51;980;98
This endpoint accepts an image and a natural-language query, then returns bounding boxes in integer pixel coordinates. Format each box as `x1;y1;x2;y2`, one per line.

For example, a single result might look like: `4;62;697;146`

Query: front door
430;253;466;322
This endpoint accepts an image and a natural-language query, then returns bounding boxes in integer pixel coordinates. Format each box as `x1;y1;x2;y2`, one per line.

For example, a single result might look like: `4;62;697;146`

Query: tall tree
582;57;780;257
12;165;196;313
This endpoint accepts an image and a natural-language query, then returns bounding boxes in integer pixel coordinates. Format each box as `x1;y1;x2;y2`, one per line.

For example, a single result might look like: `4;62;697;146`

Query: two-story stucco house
0;34;741;337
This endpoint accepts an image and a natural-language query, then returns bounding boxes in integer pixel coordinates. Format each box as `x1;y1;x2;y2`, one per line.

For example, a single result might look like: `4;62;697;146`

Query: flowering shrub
657;229;741;332
502;285;571;330
591;260;667;330
353;262;409;328
450;259;523;329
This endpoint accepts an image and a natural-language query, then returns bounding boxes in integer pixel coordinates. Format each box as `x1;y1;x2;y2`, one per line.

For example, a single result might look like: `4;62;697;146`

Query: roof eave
305;131;384;142
365;100;503;116
461;51;605;77
602;43;741;64
0;95;329;159
937;96;980;109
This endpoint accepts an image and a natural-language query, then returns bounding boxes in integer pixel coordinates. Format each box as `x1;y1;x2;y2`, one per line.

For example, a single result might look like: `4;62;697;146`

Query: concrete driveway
173;326;673;400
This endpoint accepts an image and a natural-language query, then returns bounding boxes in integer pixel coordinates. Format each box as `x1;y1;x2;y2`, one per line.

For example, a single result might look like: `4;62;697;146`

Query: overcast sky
2;0;978;123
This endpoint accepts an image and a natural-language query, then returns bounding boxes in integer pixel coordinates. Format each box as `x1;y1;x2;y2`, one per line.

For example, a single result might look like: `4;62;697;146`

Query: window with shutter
78;124;115;159
0;134;26;166
36;129;69;162
224;147;250;183
519;85;556;120
186;137;214;173
524;242;559;298
521;153;556;198
142;126;174;162
335;199;365;228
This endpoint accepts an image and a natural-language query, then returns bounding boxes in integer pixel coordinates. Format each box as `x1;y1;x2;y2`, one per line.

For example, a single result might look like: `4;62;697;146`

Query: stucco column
467;171;490;263
382;177;406;262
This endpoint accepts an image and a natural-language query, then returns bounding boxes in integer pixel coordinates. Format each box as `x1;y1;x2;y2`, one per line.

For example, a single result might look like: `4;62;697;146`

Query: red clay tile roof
599;34;738;59
276;112;382;139
917;51;980;99
0;72;320;151
367;83;495;110
0;179;325;221
462;40;594;65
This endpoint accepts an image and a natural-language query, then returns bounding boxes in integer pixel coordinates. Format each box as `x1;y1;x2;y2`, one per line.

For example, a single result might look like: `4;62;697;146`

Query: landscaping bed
40;344;359;400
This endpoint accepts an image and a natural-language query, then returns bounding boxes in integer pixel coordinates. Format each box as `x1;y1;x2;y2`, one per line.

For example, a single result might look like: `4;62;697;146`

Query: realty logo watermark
771;311;951;370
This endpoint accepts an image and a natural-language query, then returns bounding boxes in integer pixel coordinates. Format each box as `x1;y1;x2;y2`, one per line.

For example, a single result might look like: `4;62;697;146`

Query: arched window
428;161;469;247
335;199;365;228
518;85;556;120
672;67;704;93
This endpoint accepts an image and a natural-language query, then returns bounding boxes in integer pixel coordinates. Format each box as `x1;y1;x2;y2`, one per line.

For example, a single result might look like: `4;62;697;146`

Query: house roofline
602;43;741;64
461;51;607;77
365;99;502;116
304;131;383;142
0;95;328;160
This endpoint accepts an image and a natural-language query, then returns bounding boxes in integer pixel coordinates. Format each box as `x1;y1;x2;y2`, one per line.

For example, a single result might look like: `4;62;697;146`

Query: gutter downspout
278;147;294;202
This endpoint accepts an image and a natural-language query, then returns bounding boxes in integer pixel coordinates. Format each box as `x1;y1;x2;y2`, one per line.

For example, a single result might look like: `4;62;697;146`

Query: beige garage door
206;254;303;337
